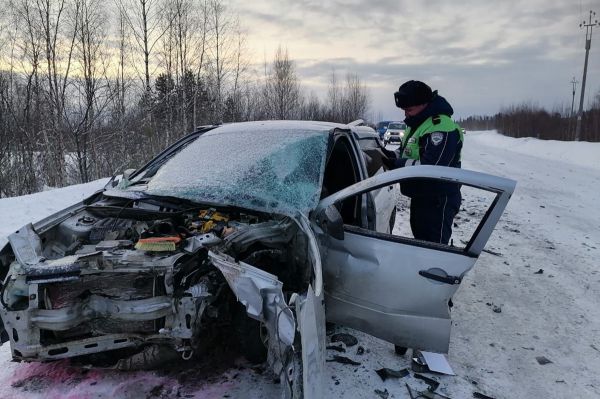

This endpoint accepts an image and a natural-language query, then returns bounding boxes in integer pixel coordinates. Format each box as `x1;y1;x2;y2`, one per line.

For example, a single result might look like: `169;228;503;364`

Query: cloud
232;0;600;118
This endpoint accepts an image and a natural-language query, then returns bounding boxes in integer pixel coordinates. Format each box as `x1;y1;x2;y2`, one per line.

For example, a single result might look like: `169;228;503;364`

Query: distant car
375;120;393;139
0;120;515;397
383;121;406;145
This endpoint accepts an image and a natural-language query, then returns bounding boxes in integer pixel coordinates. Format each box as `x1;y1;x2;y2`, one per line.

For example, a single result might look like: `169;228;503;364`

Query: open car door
312;165;516;353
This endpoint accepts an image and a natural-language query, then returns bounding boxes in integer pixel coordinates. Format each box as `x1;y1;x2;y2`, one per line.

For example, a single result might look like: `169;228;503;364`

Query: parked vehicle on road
383;121;407;145
375;120;393;139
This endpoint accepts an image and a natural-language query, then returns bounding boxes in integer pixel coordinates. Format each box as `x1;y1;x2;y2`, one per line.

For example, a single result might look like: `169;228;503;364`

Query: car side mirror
123;168;136;180
108;168;137;189
317;205;344;240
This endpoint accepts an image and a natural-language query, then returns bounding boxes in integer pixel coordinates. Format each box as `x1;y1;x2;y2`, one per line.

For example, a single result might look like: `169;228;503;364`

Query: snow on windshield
146;128;329;215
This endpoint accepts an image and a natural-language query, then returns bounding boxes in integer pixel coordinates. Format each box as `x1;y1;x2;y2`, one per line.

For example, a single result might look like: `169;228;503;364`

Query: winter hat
394;80;434;108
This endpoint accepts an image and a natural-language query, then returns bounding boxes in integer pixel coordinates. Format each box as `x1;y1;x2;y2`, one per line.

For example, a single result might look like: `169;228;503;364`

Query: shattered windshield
141;127;329;216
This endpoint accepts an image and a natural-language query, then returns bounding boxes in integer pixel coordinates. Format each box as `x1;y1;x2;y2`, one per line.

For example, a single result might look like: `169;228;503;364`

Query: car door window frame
322;129;370;228
315;166;516;257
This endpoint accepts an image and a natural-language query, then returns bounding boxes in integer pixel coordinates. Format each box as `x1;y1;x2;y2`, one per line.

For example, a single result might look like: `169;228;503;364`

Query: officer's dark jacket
394;94;463;198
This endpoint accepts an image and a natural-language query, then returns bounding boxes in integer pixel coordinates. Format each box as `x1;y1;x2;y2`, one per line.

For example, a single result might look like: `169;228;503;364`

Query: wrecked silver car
0;121;515;398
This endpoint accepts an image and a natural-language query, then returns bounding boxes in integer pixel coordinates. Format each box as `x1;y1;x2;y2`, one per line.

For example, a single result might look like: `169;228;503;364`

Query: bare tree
207;0;234;121
341;72;370;123
38;0;79;187
326;69;342;122
262;46;302;120
300;91;325;121
67;0;109;183
116;0;169;93
191;0;209;127
223;19;248;122
115;8;128;118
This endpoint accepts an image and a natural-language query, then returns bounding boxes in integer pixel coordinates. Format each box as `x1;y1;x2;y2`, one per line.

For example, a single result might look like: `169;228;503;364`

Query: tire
233;304;268;363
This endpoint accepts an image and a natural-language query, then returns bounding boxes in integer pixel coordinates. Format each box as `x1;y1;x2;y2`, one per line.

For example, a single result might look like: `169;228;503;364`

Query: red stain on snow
7;361;236;399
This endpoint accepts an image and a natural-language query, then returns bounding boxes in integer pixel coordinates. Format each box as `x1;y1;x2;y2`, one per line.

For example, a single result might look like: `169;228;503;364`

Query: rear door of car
311;166;516;353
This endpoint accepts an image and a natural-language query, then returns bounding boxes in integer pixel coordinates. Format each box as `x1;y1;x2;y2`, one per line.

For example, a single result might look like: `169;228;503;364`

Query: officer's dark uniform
388;81;463;245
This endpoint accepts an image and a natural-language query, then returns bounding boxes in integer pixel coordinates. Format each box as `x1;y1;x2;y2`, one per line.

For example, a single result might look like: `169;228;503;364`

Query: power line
574;10;598;141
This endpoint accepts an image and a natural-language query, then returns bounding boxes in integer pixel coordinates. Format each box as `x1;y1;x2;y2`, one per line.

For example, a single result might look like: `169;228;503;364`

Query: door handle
419;270;462;285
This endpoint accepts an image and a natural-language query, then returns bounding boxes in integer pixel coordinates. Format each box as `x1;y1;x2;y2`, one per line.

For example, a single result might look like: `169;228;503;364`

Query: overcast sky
229;0;600;120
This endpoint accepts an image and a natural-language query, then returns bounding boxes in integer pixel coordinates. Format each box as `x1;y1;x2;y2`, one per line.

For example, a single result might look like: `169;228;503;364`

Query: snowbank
0;178;109;247
466;130;600;171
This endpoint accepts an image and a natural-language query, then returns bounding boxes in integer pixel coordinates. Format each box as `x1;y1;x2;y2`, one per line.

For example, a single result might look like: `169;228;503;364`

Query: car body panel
209;250;296;346
296;285;325;399
314;165;516;352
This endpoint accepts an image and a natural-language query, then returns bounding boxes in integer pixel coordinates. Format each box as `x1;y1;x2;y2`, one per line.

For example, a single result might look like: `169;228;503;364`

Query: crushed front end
0;196;318;387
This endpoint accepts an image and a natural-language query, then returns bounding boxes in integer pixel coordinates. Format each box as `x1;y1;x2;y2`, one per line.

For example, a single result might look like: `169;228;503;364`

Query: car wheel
233;304;268;363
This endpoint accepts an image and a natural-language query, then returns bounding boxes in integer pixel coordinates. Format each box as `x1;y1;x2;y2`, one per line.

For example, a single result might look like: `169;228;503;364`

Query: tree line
459;93;600;142
0;0;370;198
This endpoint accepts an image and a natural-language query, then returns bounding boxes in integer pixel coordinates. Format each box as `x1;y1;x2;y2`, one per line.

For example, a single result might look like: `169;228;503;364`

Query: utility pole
575;10;598;141
570;77;579;117
570;77;579;140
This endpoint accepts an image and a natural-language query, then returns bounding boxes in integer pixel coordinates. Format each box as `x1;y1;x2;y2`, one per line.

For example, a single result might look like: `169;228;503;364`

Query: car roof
208;120;352;135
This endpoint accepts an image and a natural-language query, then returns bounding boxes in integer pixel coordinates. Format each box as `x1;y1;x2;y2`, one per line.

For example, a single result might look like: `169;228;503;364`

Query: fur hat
394;80;434;108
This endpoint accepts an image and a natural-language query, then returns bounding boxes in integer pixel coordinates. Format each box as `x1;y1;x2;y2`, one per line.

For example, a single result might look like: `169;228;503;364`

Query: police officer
384;80;463;245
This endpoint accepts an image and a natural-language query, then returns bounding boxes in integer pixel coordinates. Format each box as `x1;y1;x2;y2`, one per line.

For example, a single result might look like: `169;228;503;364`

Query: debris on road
326;345;346;353
412;352;429;373
326;355;361;366
473;392;495;399
535;356;553;365
492;305;502;313
374;388;390;399
420;351;455;375
534;269;544;274
414;373;441;392
375;367;409;381
356;346;365;355
406;383;416;399
331;333;358;347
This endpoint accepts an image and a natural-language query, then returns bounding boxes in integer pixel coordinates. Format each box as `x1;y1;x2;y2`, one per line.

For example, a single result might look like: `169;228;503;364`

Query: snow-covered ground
0;131;598;399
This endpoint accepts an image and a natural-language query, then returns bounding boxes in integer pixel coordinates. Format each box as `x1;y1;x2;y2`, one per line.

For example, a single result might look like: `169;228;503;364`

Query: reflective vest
401;115;463;161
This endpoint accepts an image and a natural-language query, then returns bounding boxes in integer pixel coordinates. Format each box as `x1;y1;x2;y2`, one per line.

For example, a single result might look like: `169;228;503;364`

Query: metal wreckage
0;121;515;398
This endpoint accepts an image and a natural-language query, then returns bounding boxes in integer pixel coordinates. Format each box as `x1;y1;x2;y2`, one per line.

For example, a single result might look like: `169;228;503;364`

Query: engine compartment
0;196;313;372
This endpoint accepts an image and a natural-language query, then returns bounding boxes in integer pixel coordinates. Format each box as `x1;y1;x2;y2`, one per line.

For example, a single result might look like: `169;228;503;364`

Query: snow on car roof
208;120;348;135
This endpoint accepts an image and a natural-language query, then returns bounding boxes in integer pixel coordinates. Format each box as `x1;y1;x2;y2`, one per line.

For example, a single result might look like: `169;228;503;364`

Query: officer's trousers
410;193;461;245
